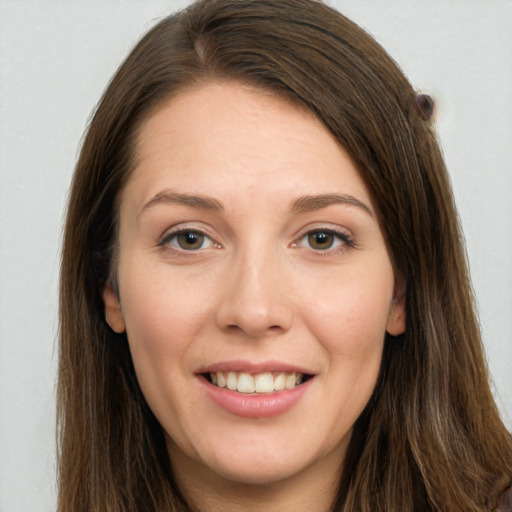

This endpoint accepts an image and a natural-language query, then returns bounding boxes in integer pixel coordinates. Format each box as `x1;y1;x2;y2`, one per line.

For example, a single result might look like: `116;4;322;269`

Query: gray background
1;1;511;510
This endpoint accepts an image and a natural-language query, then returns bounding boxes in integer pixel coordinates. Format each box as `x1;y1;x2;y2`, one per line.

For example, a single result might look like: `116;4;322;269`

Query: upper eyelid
293;223;353;239
298;229;352;242
157;222;354;246
158;224;217;245
292;226;356;250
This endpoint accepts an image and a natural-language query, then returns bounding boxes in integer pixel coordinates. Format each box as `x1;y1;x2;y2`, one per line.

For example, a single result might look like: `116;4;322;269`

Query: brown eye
307;231;335;250
295;228;353;252
176;231;206;250
161;230;214;251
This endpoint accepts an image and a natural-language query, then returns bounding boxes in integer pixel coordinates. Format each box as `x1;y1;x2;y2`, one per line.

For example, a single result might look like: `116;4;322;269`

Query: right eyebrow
138;189;224;218
290;193;374;218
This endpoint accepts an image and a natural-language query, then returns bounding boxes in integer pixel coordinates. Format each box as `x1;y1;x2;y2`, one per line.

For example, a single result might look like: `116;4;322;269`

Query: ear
102;281;126;333
386;274;406;336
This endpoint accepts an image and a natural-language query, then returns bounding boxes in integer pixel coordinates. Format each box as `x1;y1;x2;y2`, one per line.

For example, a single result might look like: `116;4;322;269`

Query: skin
103;82;406;512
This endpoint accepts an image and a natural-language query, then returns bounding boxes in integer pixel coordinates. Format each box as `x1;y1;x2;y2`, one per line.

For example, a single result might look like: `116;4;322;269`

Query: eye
160;229;215;251
296;229;353;251
307;231;336;250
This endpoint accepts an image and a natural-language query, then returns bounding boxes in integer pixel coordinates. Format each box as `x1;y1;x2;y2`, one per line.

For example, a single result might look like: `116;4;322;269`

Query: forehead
126;81;371;210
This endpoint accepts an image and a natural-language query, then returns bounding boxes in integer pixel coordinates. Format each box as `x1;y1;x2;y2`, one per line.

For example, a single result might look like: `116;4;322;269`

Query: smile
206;371;307;394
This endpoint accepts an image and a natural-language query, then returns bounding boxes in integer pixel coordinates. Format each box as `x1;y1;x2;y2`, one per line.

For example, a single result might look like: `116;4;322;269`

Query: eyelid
158;224;221;250
291;224;355;251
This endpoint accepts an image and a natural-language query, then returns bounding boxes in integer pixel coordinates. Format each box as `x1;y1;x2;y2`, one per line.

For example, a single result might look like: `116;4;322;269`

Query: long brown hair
58;1;512;510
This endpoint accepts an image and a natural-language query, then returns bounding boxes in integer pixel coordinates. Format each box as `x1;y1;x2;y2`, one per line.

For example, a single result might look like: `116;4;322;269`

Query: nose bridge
216;240;293;337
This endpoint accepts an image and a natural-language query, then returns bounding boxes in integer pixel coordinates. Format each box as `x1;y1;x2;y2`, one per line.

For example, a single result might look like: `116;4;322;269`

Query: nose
215;250;294;338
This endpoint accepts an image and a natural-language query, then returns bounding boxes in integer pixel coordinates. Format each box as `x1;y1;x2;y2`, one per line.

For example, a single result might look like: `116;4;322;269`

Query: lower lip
200;377;313;418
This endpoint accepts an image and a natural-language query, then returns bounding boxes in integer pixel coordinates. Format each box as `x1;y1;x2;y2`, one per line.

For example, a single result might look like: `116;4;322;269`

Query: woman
58;0;512;510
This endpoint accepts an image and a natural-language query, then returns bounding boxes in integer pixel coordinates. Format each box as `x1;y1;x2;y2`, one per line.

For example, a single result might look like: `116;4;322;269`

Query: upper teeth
210;371;303;394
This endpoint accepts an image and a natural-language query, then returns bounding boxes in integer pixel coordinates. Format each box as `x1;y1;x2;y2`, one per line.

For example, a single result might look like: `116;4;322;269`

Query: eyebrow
139;189;373;218
290;193;374;217
139;189;224;217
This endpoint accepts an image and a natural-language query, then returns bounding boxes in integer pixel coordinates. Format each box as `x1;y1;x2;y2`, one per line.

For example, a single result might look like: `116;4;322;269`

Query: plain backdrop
1;1;511;510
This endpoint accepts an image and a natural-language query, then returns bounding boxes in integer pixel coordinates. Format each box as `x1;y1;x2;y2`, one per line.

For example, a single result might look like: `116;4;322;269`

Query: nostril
226;323;282;333
216;292;294;337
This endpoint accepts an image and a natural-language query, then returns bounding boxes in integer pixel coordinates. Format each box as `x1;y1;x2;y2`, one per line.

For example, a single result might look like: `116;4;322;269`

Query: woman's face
103;82;405;494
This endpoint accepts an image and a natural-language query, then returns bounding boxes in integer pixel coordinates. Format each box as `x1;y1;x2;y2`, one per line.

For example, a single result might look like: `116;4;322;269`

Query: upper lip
197;360;315;375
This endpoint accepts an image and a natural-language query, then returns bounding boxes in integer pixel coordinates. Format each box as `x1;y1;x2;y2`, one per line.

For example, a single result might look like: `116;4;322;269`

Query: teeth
255;373;274;393
237;372;255;393
226;372;237;391
285;373;297;390
209;371;305;394
274;373;285;391
216;372;226;388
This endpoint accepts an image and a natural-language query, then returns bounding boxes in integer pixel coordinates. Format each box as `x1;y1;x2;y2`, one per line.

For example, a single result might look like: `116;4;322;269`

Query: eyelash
293;228;355;254
158;227;219;252
158;227;355;255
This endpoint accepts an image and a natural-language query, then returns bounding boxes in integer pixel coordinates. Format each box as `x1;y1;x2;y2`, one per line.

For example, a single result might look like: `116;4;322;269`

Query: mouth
203;371;313;394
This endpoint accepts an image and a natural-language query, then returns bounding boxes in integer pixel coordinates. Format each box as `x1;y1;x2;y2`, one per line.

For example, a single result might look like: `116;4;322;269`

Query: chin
167;429;324;487
195;432;344;489
207;457;309;487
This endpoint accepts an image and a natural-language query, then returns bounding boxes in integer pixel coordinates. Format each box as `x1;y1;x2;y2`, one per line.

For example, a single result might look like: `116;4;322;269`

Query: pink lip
198;359;313;374
199;375;314;418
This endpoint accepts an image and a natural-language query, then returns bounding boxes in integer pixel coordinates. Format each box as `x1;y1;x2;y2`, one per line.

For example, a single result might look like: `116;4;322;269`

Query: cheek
303;266;393;353
118;262;217;388
300;261;393;416
121;257;215;331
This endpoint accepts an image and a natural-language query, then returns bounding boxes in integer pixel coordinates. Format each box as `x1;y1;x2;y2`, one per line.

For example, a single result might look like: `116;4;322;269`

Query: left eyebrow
290;193;374;218
139;189;224;218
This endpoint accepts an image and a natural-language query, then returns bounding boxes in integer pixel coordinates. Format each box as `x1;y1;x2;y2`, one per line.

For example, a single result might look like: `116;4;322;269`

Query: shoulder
495;484;512;512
